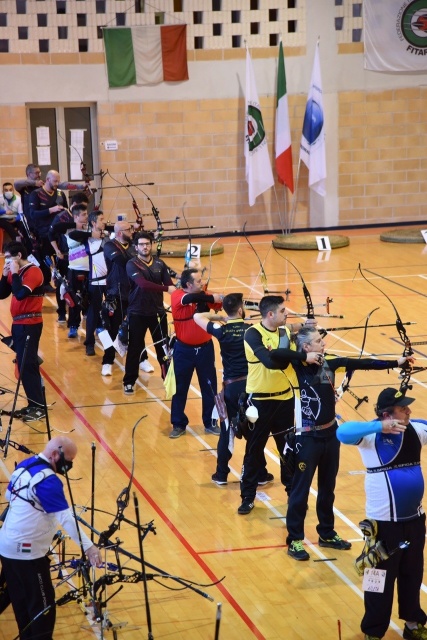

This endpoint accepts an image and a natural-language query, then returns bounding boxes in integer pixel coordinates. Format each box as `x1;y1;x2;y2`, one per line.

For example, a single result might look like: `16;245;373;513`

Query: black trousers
84;283;105;347
67;268;88;328
362;515;427;638
0;555;55;640
286;429;340;544
170;340;217;431
102;300;128;365
123;312;169;384
54;257;68;317
240;398;294;502
12;322;43;408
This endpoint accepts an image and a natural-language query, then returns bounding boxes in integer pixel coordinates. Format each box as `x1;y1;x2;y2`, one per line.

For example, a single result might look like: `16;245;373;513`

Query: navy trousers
171;340;217;431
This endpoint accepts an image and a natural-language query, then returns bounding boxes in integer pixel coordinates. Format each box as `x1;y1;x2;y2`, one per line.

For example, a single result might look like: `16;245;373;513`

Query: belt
223;375;247;387
367;461;420;474
13;312;42;321
252;388;290;399
176;339;211;348
298;418;336;433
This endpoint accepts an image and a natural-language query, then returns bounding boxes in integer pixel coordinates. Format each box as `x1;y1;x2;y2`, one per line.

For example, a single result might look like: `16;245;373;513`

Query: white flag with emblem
299;42;326;197
364;0;427;72
245;49;274;206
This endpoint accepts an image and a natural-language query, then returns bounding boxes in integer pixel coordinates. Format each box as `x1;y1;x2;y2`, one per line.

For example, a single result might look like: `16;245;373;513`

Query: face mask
57;452;73;476
4;192;13;200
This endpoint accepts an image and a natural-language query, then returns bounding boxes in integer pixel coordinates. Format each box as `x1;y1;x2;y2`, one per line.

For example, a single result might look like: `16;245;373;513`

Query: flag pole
289;158;302;233
273;185;286;235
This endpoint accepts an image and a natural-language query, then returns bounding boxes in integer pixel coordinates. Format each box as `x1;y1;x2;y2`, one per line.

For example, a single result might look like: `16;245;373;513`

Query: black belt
298;419;336;433
252;388;290;398
13;312;42;321
367;461;420;474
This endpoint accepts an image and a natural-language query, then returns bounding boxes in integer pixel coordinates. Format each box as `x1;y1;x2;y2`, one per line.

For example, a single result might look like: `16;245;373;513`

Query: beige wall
338;87;427;226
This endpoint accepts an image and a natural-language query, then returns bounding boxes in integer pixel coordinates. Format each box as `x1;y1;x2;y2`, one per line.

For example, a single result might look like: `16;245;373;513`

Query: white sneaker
139;360;154;373
101;364;113;376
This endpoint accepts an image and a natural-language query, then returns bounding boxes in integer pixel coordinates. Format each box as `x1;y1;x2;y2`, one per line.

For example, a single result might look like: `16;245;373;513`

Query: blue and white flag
299;42;326;197
364;0;427;72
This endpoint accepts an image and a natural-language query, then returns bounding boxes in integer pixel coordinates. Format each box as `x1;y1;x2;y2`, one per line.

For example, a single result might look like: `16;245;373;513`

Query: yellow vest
244;324;295;400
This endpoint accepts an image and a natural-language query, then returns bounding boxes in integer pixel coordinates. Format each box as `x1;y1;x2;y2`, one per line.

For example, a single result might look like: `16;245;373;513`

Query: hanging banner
364;0;427;72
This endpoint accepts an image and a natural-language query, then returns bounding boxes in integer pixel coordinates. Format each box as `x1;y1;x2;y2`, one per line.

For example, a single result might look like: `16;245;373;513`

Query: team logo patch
298;462;307;472
246;105;266;152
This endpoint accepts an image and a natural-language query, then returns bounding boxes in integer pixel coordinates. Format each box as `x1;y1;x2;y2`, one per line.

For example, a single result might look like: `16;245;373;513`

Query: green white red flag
275;42;294;193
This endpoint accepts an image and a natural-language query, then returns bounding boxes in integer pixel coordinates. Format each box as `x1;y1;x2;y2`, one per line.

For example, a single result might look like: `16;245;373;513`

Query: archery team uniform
102;238;135;366
68;228;111;350
337;419;427;638
205;318;252;481
170;289;222;434
0;262;44;410
271;354;403;547
241;324;299;504
123;254;173;385
0;454;94;640
28;186;68;287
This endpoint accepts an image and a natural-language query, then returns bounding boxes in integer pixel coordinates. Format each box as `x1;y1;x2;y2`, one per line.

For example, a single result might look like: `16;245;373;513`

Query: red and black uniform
0;263;44;409
123;255;173;384
170;289;222;433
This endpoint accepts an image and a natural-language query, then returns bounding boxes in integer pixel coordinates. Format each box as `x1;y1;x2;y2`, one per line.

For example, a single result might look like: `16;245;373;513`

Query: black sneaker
212;473;227;486
85;345;96;356
169;427;186;439
257;472;274;486
123;384;135;395
22;407;46;422
205;425;221;435
403;623;427;639
319;534;352;550
237;499;254;515
287;540;310;561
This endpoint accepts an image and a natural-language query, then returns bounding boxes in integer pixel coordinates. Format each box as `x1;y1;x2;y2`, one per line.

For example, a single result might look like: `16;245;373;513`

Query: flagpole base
272;233;349;251
380;228;425;243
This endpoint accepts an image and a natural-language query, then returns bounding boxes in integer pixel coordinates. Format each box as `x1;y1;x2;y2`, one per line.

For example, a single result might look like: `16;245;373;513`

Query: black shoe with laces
212;473;228;486
319;534;352;550
22;407;46;422
257;472;274;486
237;499;254;515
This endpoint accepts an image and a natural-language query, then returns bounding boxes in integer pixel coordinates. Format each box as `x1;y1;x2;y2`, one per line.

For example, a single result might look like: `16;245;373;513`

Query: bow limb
204;238;221;291
335;307;379;408
181;201;192;268
272;247;315;320
98;416;146;547
242;222;269;294
358;264;414;391
124;174;163;245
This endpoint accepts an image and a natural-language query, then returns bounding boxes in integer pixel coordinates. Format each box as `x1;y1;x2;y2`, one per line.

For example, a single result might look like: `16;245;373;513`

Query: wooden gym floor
0;228;427;640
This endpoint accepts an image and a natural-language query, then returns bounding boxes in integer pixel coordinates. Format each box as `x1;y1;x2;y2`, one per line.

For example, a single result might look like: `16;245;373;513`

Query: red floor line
40;369;267;640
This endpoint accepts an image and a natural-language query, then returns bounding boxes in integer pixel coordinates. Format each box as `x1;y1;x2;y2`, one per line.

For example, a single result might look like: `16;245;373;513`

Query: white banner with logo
364;0;427;72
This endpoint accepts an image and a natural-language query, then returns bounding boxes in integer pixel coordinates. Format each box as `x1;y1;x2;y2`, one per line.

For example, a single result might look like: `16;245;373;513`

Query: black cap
376;387;415;413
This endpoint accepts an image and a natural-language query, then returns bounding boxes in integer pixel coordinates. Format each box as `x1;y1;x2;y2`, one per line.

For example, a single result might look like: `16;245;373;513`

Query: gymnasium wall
0;0;426;233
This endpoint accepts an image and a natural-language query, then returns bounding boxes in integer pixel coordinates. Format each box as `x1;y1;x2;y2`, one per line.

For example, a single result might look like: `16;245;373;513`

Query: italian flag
275;42;294;193
104;25;189;88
